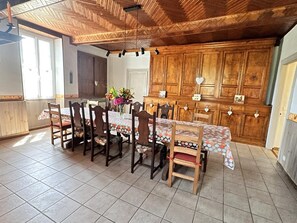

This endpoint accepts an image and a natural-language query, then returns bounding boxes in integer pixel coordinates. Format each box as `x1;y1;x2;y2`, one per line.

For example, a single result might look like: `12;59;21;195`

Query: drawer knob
227;107;232;116
254;110;259;118
150;101;154;107
204;106;209;112
184;104;189;111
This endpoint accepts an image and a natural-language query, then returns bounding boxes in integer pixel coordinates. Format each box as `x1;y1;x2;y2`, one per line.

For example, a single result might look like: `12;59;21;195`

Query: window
20;31;54;99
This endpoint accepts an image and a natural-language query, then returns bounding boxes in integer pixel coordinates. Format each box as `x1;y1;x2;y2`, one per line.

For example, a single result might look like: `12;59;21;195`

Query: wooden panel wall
0;101;29;139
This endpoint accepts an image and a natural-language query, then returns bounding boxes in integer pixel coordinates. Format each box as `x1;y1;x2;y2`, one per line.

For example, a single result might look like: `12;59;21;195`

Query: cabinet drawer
219;104;243;112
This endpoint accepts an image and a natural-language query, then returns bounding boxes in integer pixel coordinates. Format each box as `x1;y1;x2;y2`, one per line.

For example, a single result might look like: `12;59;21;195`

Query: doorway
267;61;297;149
126;69;149;103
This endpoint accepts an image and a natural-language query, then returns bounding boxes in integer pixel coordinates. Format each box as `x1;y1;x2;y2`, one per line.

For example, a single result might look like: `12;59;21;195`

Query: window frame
19;29;56;100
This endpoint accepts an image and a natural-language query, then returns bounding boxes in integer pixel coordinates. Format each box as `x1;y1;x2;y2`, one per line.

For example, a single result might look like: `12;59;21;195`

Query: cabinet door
94;57;107;97
241;113;269;142
78;51;95;98
180;53;200;97
149;55;165;95
165;55;183;96
176;102;195;122
144;97;158;115
199;52;221;99
219;51;244;100
241;50;270;104
218;111;242;137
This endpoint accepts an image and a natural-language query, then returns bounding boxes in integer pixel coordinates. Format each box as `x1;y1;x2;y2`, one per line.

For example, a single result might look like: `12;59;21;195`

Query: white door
127;69;148;103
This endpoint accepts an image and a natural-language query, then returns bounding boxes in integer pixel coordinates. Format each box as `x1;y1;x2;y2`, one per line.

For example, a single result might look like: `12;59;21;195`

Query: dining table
39;107;235;170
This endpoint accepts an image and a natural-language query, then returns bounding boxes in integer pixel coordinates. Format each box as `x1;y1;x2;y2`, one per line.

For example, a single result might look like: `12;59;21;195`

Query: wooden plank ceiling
1;0;297;50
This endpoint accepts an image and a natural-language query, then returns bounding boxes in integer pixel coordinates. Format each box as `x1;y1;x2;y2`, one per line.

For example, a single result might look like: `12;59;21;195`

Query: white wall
267;24;297;149
107;52;150;90
0;19;23;97
289;67;297;114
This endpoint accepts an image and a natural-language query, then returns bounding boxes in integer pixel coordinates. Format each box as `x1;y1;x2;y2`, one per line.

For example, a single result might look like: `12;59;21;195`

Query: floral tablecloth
39;108;234;169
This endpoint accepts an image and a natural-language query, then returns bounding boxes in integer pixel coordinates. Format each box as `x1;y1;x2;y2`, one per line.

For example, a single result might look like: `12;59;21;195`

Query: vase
119;104;125;117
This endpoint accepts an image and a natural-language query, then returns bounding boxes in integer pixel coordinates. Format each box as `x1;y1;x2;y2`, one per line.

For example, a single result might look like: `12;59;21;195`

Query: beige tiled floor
0;129;297;223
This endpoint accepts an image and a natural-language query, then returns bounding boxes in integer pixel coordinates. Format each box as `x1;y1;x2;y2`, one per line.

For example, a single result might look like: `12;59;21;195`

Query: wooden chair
48;103;72;149
157;103;174;119
131;110;163;179
69;101;89;153
89;105;123;166
129;101;145;114
168;122;203;194
193;113;212;124
192;112;212;172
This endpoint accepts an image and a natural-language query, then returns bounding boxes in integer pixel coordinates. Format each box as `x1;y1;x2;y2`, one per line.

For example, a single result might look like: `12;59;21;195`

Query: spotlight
140;47;145;55
136;51;139;57
118;53;121;58
122;49;126;56
106;50;110;57
154;48;159;55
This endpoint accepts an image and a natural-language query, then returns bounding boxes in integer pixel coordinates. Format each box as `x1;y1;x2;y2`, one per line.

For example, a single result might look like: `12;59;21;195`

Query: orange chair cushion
53;121;71;128
174;153;197;163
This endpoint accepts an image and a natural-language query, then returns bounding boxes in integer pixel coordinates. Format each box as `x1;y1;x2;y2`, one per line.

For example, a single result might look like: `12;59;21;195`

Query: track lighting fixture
136;51;139;57
154;48;160;55
141;47;145;54
118;53;122;58
122;49;126;56
106;51;110;57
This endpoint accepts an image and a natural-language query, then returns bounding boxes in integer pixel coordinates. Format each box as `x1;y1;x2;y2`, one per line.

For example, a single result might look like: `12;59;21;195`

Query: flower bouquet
105;87;134;114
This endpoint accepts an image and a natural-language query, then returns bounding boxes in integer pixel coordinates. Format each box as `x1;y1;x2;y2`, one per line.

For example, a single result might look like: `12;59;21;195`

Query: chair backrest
132;110;156;147
89;105;109;139
129;101;145;114
69;101;84;128
157;103;174;119
48;103;63;127
193;113;212;124
170;122;203;163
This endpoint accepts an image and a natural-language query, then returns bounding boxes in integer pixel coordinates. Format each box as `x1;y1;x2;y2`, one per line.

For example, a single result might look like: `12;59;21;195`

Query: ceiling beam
72;4;297;45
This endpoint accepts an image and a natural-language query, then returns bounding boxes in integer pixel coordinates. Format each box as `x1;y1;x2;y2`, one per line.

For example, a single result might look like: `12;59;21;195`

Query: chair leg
150;149;156;179
83;137;87;156
131;146;135;173
60;130;64;149
193;165;200;194
168;160;174;187
119;140;123;158
91;140;95;162
105;145;109;167
50;126;54;145
203;151;208;172
72;131;75;152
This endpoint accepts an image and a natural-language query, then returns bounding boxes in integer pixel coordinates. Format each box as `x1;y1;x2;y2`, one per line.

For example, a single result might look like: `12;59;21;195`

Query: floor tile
117;171;140;185
0;170;27;184
120;186;148;207
68;184;99;204
0;194;25;216
141;194;171;218
246;187;274;205
29;167;57;180
87;174;114;190
102;180;130;198
200;184;223;203
29;189;64;211
54;178;84;195
62;206;100;223
85;191;117;214
44;197;80;222
224;192;250;212
73;169;99;182
129;209;161;223
27;214;55;223
193;212;223;223
16;181;50;201
104;199;137;223
277;207;297;223
253;215;277;223
20;162;47;174
224;205;253;223
249;199;281;223
151;182;177;200
172;189;198;210
96;216;113;223
224;181;247;197
164;202;195;223
197;197;223;220
41;172;70;187
0;203;39;223
270;193;297;212
0;184;12;199
62;164;86;176
5;175;37;192
134;176;158;192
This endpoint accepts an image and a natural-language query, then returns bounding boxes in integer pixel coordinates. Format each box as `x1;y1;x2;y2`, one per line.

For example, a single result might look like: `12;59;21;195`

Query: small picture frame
234;95;245;104
192;94;202;101
159;90;167;98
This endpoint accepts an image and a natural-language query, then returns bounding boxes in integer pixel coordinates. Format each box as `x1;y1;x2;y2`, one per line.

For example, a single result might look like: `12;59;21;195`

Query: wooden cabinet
219;51;244;99
146;39;275;146
181;53;200;97
198;52;221;99
165;55;183;96
149;55;166;95
241;50;271;104
176;101;195;122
